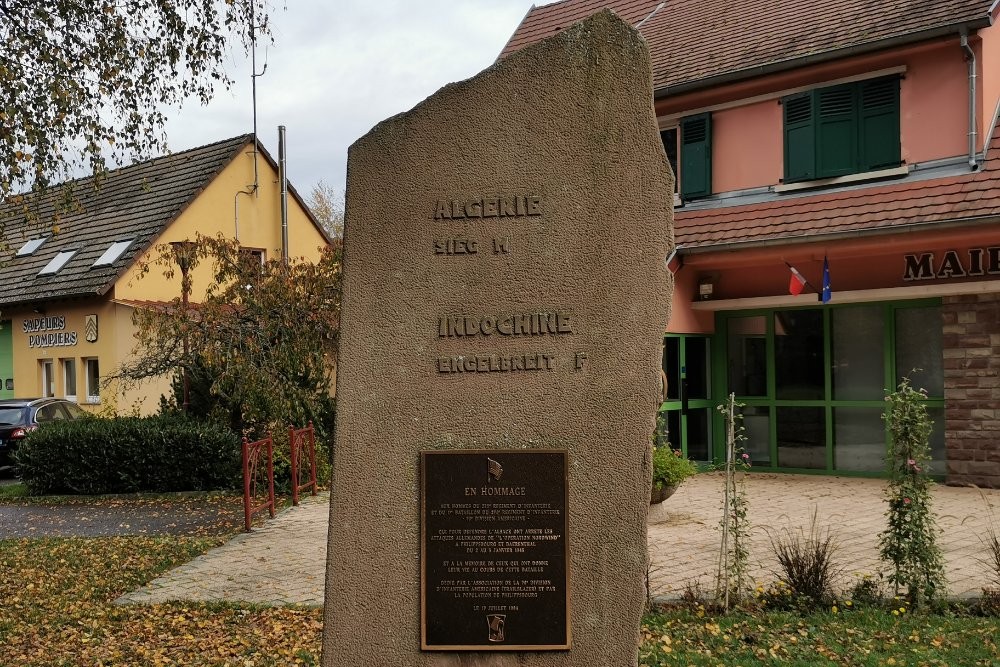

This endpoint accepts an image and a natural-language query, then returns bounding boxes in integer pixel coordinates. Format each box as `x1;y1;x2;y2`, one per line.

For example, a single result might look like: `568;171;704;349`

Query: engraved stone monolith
323;10;674;666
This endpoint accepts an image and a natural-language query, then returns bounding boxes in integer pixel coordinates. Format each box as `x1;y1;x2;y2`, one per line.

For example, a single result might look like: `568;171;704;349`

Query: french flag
787;263;808;296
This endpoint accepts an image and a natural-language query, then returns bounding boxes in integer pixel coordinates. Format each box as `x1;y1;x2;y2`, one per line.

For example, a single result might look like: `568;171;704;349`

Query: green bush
159;366;336;492
14;414;241;495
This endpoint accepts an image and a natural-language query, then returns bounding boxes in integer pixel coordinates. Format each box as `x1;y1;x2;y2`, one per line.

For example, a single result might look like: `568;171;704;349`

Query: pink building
503;0;1000;486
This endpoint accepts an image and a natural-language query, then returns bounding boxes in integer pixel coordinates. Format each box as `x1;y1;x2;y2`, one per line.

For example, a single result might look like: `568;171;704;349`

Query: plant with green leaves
652;413;699;490
0;0;271;238
113;235;341;448
716;393;753;610
651;444;698;491
877;376;946;606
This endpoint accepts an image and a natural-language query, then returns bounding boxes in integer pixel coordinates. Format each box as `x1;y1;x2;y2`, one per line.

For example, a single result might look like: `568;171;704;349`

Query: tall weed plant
878;376;946;606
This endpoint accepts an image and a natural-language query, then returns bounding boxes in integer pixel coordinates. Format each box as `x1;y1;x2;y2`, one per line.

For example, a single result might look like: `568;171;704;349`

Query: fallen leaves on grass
0;537;322;666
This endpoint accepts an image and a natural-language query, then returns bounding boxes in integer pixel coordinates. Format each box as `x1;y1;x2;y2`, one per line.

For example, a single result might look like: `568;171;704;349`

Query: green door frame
710;299;944;476
658;334;713;461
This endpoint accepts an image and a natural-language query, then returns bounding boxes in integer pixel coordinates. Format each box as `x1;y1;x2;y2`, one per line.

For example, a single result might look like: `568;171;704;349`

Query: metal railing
289;421;318;506
242;434;276;532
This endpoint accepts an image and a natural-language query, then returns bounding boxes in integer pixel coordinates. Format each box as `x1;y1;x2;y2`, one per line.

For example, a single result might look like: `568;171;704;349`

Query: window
680;113;712;199
659;128;679;194
16;237;47;256
85;358;100;403
718;300;943;474
658;113;713;200
240;248;265;267
38;250;77;276
92;239;133;267
35;403;69;422
727;315;767;396
63;402;87;418
783;76;901;183
40;360;54;397
62;359;77;399
774;309;824;400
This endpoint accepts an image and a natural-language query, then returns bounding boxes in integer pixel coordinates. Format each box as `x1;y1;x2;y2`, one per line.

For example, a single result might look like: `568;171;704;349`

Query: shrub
160;368;336;492
768;511;841;610
14;413;241;495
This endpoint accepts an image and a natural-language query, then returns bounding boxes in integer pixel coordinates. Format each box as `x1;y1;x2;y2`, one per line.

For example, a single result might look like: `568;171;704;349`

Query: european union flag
821;255;832;304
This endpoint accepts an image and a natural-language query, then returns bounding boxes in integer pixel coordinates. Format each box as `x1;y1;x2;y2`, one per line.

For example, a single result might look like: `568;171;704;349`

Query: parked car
0;398;89;467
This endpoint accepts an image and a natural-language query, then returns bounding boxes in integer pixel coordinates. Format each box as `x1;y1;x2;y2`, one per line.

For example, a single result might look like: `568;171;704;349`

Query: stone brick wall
943;294;1000;488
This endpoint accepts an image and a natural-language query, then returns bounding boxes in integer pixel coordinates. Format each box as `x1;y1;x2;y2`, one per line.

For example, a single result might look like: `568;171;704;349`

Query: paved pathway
648;472;1000;600
118;476;1000;607
117;492;329;607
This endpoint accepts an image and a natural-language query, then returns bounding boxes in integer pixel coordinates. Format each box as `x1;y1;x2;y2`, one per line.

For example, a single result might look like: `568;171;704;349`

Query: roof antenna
234;2;268;240
249;1;268;196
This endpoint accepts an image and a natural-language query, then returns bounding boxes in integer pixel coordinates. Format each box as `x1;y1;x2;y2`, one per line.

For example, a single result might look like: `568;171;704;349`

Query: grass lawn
641;606;1000;666
3;533;998;666
0;481;28;499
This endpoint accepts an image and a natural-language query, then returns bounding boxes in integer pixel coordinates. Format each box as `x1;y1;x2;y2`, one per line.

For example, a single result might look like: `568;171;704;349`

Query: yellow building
0;135;330;413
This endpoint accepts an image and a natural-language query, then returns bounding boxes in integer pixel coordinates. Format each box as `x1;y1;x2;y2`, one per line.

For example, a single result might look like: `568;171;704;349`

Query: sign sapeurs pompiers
23;315;79;348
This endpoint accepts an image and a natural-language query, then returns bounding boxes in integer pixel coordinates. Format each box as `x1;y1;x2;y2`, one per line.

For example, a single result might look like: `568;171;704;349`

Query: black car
0;398;89;467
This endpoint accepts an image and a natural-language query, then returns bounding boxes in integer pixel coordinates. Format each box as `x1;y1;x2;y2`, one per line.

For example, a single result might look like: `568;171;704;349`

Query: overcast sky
162;1;556;201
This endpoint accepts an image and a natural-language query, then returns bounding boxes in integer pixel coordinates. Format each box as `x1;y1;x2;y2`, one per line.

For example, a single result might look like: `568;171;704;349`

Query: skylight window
38;250;77;276
92;239;134;267
15;237;47;257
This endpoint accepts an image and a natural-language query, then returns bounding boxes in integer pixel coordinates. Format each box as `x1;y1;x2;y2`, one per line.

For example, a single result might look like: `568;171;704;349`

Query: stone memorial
323;10;674;666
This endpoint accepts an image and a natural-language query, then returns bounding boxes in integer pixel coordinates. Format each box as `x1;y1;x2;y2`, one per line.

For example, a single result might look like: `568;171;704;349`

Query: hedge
14;414;242;495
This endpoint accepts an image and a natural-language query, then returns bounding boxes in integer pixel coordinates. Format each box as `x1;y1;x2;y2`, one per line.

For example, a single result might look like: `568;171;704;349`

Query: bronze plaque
421;450;570;651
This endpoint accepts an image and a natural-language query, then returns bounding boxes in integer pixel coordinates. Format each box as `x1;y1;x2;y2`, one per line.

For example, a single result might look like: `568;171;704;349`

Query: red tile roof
501;0;993;95
674;128;1000;251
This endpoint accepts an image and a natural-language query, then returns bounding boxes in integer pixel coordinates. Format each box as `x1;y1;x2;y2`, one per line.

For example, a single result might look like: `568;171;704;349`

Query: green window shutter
783;92;815;182
680;113;712;199
858;76;901;170
815;84;858;178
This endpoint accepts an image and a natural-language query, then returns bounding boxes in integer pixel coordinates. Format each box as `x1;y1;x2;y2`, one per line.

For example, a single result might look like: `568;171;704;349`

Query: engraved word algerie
433;195;542;220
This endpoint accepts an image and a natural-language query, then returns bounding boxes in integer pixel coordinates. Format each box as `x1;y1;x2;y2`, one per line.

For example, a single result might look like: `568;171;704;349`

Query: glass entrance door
658;335;712;462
